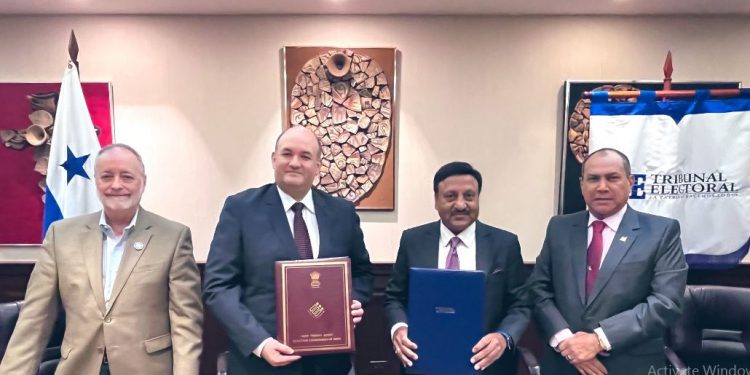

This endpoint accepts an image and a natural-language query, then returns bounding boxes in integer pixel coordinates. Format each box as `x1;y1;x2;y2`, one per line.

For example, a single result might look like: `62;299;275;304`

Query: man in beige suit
0;144;203;375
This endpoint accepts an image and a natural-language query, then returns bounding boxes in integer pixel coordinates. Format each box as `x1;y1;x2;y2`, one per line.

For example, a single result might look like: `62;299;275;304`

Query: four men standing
0;135;690;375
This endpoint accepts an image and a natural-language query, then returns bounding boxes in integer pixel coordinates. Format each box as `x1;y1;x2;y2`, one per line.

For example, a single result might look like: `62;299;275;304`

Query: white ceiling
2;0;750;16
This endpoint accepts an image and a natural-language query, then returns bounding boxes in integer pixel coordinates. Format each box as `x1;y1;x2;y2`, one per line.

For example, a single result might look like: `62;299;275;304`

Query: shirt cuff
391;322;408;339
252;337;273;358
498;331;514;351
549;328;574;349
594;327;612;351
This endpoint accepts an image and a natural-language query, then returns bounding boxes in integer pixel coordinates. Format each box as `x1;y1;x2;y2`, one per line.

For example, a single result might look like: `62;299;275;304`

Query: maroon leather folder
275;257;355;355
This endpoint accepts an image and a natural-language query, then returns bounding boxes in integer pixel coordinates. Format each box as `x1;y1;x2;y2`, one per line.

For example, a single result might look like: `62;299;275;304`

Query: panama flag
42;62;102;235
589;89;750;268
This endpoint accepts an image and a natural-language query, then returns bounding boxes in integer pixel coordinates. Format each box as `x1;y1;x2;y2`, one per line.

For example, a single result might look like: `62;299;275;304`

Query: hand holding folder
392;326;419;367
406;268;486;375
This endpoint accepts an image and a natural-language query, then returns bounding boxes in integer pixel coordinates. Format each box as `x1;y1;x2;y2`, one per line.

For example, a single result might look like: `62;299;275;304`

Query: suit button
105;317;112;323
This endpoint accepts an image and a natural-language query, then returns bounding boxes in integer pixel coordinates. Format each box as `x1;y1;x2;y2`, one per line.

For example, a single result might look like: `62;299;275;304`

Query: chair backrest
0;300;65;375
39;310;65;375
668;285;750;368
0;301;23;361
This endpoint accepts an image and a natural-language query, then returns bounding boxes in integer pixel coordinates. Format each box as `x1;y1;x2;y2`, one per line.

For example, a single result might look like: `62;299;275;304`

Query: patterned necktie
291;202;313;260
586;220;607;298
445;236;462;270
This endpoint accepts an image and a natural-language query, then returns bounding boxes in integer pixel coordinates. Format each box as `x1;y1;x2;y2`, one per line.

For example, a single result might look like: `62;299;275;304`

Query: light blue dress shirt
99;210;139;310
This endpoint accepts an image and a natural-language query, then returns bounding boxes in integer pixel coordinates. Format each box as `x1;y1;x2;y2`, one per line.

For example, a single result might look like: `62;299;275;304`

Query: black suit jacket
203;184;374;375
383;221;530;374
528;207;688;375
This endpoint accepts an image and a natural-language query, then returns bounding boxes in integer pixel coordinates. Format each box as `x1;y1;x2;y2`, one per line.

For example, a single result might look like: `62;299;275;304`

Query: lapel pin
134;241;145;251
619;236;628;242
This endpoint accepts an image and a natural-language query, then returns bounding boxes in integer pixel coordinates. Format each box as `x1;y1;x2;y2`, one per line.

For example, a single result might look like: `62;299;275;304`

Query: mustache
451;208;470;214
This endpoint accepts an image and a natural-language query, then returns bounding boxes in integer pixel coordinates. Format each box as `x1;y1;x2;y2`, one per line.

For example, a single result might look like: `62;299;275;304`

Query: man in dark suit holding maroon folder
384;162;530;375
203;126;374;375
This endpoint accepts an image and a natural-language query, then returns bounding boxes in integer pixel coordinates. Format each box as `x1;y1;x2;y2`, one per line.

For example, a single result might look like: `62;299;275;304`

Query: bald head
275;126;321;158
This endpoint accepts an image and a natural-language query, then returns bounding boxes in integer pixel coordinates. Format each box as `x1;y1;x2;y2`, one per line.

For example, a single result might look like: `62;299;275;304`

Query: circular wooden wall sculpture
289;49;392;203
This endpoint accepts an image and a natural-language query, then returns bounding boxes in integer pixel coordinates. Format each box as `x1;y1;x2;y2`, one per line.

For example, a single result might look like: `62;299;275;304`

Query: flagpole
583;88;744;100
582;50;745;100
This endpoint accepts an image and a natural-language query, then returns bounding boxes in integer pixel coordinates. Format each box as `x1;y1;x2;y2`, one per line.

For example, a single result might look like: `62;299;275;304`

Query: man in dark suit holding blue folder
384;162;530;374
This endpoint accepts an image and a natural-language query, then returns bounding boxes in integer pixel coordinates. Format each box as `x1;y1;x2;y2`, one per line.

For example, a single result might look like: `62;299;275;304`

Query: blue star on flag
60;147;91;183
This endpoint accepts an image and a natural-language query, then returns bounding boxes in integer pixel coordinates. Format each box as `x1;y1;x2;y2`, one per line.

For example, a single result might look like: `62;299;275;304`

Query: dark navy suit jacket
203;184;373;375
383;221;530;375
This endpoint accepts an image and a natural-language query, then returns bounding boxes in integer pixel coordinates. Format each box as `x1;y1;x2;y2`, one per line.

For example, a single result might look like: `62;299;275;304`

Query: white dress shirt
549;204;628;351
254;187;320;357
390;221;478;338
437;221;477;270
99;209;139;311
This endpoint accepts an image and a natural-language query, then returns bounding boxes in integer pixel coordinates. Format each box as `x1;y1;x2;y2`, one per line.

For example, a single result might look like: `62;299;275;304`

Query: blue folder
406;267;485;375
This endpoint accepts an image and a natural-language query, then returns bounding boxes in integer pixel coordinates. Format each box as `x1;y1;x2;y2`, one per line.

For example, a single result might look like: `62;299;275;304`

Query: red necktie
586;220;607;298
291;202;313;259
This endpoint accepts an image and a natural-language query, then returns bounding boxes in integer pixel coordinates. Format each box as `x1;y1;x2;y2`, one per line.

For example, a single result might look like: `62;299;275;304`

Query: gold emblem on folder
308;302;325;319
310;271;321;288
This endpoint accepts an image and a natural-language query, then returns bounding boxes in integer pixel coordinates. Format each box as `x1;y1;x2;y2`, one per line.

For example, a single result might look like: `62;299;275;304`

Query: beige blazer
0;209;203;375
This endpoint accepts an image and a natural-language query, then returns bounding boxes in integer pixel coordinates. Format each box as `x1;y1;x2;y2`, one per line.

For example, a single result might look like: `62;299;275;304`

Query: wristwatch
499;331;514;352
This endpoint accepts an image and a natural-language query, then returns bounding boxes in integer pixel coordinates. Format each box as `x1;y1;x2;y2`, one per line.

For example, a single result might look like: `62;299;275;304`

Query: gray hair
95;143;146;176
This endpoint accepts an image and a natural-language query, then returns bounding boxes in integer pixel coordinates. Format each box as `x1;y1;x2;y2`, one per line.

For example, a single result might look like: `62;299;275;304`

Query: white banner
589;90;750;266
